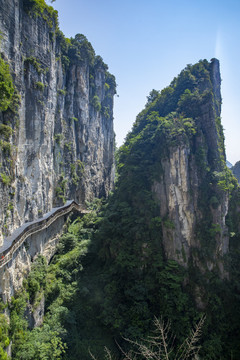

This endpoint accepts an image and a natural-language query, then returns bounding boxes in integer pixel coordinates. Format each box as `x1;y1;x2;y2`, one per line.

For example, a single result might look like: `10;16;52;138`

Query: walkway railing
0;200;86;268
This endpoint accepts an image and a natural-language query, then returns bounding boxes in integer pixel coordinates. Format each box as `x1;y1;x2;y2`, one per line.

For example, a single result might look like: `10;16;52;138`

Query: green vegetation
21;0;117;100
88;57;116;117
102;106;110;119
0;301;10;360
0;172;11;186
55;32;96;72
57;88;66;96
7;202;14;211
24;56;44;75
23;0;58;28
0;124;13;140
71;117;78;122
55;172;67;203
70;163;78;185
64;142;72;152
68;34;95;65
26;255;47;302
54;133;64;145
104;71;116;95
0;140;12;155
35;81;45;91
104;83;110;91
70;160;84;186
55;30;116;94
0;56;15;112
91;95;101;112
214;168;236;193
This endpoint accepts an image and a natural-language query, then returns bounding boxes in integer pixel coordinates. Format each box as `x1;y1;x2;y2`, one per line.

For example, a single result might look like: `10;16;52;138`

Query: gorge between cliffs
0;0;240;359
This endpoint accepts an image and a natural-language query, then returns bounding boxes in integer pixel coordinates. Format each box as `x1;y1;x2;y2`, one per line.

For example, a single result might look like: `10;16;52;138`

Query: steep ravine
0;0;116;246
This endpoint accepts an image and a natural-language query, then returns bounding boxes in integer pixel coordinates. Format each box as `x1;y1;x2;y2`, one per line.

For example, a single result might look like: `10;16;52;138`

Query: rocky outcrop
0;0;116;245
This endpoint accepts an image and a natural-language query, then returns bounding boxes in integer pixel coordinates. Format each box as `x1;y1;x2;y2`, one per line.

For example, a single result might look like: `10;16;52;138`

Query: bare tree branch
89;315;205;360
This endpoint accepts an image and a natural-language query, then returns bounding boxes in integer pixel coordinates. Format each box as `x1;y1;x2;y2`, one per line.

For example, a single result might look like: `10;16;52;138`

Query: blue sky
52;0;240;164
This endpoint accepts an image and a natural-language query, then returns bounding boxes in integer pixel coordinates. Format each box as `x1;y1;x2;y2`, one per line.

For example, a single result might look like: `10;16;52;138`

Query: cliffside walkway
0;200;87;268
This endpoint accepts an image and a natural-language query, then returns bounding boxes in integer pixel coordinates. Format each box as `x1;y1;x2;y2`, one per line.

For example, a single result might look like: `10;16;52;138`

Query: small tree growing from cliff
92;95;101;112
0;56;15;112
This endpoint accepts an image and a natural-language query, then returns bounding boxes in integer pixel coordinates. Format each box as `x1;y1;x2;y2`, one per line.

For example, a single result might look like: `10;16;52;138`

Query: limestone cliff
0;0;116;245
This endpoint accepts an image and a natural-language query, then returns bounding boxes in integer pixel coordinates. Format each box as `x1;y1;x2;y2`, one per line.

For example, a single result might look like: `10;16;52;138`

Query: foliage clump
55;172;67;204
0;56;15;112
92;95;101;112
0;124;13;140
35;81;45;91
24;56;44;75
26;255;47;302
0;172;11;186
23;0;58;27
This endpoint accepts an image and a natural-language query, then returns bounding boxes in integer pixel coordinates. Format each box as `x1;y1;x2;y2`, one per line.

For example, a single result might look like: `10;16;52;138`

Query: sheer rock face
0;0;115;245
152;146;196;266
152;145;229;271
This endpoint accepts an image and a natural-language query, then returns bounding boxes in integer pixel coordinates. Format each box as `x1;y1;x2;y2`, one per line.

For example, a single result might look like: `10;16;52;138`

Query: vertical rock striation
0;0;116;245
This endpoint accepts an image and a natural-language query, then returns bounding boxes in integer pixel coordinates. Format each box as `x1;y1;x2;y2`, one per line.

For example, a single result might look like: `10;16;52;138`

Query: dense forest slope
0;0;116;246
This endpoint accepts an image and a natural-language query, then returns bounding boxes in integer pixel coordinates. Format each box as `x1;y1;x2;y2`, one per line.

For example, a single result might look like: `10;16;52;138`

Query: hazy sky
52;0;240;165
